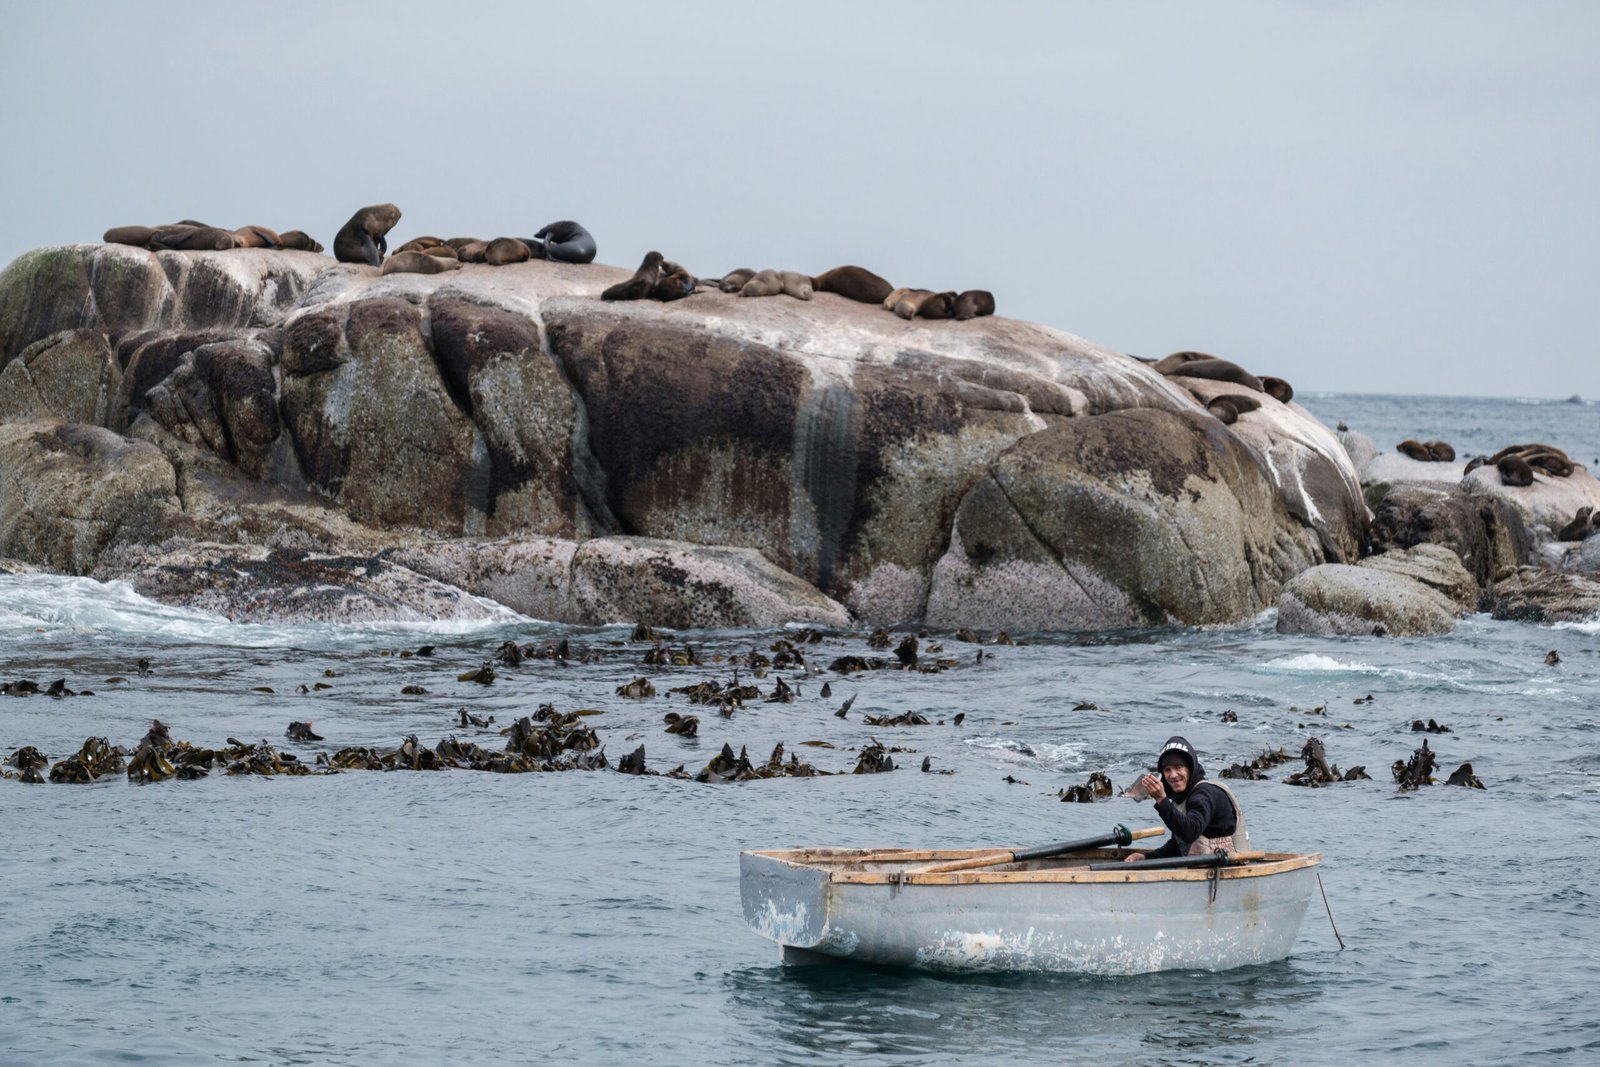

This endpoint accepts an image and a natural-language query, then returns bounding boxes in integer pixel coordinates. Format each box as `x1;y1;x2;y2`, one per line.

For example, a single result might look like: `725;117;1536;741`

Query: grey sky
3;1;1596;399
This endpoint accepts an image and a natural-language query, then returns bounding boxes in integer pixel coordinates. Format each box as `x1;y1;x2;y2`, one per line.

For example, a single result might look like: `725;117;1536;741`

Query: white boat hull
741;847;1319;975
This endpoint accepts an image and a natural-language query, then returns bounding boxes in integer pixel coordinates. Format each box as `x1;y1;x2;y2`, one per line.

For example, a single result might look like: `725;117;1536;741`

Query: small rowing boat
740;833;1321;975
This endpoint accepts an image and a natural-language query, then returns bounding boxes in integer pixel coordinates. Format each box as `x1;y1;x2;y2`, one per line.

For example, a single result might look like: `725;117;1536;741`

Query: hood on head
1156;735;1206;783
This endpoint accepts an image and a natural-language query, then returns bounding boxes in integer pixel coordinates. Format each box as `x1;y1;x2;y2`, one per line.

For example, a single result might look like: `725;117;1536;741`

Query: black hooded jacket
1145;735;1238;859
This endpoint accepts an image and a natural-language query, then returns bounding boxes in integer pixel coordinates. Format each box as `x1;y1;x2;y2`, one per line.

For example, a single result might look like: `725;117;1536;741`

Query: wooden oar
1088;850;1266;871
903;825;1166;878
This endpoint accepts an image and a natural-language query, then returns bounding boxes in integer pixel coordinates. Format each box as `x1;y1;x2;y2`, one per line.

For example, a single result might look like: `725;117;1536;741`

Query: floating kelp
1058;771;1114;802
863;710;930;726
1284;737;1345;787
664;713;699;736
828;655;889;674
49;737;124;782
853;740;895;774
616;677;656;698
457;708;494;728
1393;739;1437;790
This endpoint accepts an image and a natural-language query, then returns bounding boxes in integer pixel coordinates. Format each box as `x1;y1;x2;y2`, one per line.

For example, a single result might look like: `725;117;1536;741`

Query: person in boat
1123;735;1251;861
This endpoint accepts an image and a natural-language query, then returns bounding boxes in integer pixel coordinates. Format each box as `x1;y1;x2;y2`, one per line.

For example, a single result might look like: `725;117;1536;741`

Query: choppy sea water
2;393;1598;1065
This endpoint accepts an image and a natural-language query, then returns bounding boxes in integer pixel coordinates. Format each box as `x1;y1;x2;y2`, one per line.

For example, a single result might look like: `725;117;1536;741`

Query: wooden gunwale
748;848;1321;886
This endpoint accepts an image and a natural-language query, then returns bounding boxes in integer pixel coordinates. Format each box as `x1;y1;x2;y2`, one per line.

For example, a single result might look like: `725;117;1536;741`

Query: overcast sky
3;1;1596;399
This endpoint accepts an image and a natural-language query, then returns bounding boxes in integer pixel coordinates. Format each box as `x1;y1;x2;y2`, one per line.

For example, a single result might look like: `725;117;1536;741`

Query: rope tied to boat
1316;870;1346;950
1207;850;1225;903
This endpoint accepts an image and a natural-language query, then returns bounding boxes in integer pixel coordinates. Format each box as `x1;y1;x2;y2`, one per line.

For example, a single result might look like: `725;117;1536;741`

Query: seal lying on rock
716;268;757;293
1260;375;1294;403
334;203;402;267
380;250;463;276
484;237;532;265
952;289;996;320
278;230;324;253
812;265;893;304
1158;352;1264;392
1397;439;1433;461
148;224;239;251
529;220;597;264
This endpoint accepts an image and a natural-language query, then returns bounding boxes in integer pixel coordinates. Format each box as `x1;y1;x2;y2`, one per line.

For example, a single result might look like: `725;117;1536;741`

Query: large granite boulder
925;408;1318;629
1355;543;1479;612
1276;563;1461;637
0;243;1370;628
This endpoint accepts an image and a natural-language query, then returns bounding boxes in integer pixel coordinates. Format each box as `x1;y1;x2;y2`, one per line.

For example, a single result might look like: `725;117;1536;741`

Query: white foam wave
1261;653;1383;675
963;736;1085;769
0;574;528;648
1552;617;1600;635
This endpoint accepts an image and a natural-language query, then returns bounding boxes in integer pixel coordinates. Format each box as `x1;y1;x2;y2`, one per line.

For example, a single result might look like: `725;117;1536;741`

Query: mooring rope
1316;870;1346;950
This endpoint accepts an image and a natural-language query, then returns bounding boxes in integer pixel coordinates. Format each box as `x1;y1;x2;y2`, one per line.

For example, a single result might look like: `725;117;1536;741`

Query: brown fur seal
103;225;156;247
651;260;697;301
780;271;814;300
1154;351;1218;375
379;250;463;276
1521;448;1574;477
916;291;958;319
739;269;784;298
146;224;238;251
1498;454;1535;486
422;244;458;260
1161;356;1263;392
278;230;324;253
953;290;995;320
395;236;448;255
1207;397;1242;425
1397;439;1433;461
1424;440;1456;462
232;225;283;249
334;203;402;267
812;265;893;304
484;237;533;265
1260;375;1294;403
717;268;757;293
1558;507;1594;541
455;240;490;264
602;251;664;301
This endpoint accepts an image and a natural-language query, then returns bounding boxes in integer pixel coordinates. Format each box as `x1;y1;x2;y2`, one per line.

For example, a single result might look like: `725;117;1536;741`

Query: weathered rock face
1276;562;1462;637
1485;566;1600;624
926;409;1318;629
0;243;1368;627
1355;543;1479;613
1367;482;1533;589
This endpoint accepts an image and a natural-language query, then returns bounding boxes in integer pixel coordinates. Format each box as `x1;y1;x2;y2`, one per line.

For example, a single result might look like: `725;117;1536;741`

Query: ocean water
2;393;1598;1065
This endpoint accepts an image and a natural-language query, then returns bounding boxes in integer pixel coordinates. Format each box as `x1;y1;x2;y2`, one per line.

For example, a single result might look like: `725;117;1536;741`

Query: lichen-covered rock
1276;563;1460;637
569;536;851;630
0;419;185;573
1483;566;1600;624
92;542;513;625
1355;543;1479;612
926;408;1319;629
0;329;121;426
388;537;578;622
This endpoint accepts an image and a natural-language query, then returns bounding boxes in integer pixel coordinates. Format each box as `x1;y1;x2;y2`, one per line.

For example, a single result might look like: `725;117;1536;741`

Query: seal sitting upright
334;203;402;266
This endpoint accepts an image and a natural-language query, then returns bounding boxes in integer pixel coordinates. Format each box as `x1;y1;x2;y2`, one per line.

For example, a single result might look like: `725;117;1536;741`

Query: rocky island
0;241;1595;631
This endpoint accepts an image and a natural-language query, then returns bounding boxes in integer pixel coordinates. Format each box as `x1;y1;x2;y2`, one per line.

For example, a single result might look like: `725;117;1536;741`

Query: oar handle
1012;824;1165;862
904;826;1165;877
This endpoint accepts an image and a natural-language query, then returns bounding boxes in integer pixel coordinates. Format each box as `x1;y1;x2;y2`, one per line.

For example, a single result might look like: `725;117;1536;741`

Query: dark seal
812;265;894;305
602;250;664;301
334;203;402;267
953;289;996;320
529;220;597;264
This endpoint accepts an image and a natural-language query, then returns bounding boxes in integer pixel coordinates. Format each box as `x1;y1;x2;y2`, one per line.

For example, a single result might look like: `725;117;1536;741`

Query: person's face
1161;761;1190;794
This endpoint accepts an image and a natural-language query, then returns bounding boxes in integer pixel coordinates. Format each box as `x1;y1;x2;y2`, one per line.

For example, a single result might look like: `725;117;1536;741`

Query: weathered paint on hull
740;850;1318;975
